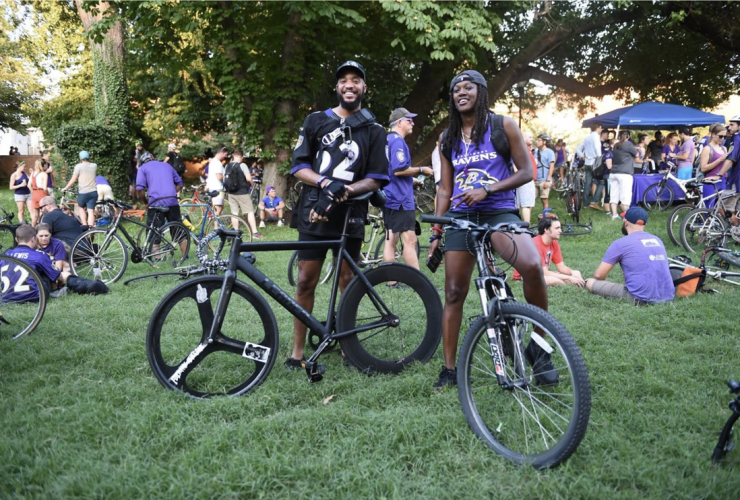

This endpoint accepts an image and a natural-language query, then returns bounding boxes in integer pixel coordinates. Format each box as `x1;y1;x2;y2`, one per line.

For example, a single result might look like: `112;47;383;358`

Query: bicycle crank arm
304;360;326;383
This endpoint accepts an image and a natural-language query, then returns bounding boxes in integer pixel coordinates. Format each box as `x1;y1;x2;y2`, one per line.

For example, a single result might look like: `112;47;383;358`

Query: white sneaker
259;221;266;228
277;220;285;227
51;287;68;298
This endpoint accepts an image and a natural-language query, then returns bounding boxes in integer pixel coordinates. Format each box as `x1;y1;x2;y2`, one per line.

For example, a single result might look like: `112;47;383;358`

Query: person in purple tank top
699;123;729;208
427;69;551;389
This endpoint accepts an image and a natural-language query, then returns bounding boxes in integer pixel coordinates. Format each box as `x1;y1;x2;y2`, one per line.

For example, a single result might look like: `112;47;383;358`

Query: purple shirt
385;132;415;211
677;140;695;169
449;122;516;211
726;133;740;191
96;176;110;186
261;196;283;209
602;231;675;303
136;160;183;206
3;245;60;303
661;144;680;169
38;238;66;265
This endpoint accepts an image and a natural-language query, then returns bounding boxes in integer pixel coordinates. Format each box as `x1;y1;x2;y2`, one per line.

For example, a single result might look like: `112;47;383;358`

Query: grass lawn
1;188;739;499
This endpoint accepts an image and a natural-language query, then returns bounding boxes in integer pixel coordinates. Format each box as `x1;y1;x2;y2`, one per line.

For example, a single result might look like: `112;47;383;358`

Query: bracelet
431;226;444;234
318;176;327;187
419;166;422;174
429;234;443;243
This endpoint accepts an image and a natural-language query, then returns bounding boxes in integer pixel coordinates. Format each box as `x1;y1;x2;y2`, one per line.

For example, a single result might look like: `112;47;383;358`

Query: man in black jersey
286;60;389;368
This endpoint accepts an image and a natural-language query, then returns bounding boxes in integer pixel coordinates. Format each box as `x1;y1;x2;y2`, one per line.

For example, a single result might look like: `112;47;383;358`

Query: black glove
312;194;335;219
322;180;348;201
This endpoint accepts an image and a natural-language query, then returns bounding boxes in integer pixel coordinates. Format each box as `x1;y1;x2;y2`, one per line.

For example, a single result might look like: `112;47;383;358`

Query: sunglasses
718;134;727;138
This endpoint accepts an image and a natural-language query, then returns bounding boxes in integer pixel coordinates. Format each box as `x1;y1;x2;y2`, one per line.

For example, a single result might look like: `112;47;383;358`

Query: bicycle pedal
304;361;326;383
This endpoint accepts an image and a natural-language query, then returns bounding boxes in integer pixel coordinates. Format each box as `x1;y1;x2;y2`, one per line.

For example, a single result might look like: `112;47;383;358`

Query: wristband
429;234;443;243
431;226;444;234
318;176;328;187
419;166;422;174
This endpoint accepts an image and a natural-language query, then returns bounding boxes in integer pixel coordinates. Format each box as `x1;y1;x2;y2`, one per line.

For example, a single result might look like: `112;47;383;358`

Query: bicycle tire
155;222;192;268
564;189;574;215
146;276;279;398
70;229;128;284
415;192;436;215
337;263;442;374
457;302;591;469
287;250;334;287
560;221;592;236
207;214;253;243
0;224;17;251
0;254;47;340
372;236;421;262
712;408;738;463
573;190;583;223
680;208;727;254
666;204;694;247
643;181;674;211
715;250;740;269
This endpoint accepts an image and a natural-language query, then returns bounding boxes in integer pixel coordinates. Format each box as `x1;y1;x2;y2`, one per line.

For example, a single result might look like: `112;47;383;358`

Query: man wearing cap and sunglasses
206;146;230;216
286;60;389;369
586;206;674;305
383;107;433;270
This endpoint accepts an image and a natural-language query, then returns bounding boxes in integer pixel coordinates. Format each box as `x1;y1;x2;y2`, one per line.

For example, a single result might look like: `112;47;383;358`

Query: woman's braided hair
441;83;491;157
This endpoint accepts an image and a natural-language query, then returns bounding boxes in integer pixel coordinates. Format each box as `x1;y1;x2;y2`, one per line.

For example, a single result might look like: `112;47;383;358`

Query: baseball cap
621;207;648;226
537;133;551;141
729;114;740;124
449;70;488;93
389;107;417;125
336;60;366;81
168;143;176;150
79;151;90;160
266;186;275;193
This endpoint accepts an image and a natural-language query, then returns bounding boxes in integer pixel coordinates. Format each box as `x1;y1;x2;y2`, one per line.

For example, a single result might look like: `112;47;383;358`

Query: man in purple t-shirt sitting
586;207;675;305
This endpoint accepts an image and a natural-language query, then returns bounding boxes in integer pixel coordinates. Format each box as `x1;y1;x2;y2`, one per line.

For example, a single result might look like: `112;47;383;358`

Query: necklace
461;131;473;177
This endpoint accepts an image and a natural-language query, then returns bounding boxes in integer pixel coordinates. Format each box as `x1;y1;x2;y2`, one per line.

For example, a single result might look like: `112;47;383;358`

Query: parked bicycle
414;176;436;214
642;161;699;211
180;190;253;244
70;198;190;284
678;191;739;254
561;163;584;223
712;379;740;463
179;184;231;227
284;177;304;213
665;178;722;247
0;206;19;250
419;214;591;469
146;192;442;397
0;253;47;340
668;247;740;287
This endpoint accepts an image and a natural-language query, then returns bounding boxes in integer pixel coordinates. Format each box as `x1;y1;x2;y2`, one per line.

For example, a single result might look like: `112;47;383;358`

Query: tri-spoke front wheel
457;302;591;469
146;276;278;398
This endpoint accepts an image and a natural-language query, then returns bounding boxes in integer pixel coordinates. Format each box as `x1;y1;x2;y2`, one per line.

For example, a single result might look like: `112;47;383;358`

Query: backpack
441;112;511;166
222;162;245;193
670;265;707;297
692;137;708;182
171;153;186;175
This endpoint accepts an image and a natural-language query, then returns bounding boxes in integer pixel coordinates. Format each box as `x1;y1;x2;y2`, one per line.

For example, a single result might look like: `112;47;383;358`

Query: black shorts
383;207;416;233
297;232;362;262
146;205;182;228
443;209;521;253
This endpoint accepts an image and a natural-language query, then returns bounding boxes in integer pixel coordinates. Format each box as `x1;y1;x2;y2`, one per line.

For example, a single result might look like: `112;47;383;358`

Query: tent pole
615;125;620;139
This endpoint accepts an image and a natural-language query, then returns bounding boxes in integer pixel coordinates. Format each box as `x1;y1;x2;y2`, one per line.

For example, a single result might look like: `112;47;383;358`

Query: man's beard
337;89;364;111
621;224;628;236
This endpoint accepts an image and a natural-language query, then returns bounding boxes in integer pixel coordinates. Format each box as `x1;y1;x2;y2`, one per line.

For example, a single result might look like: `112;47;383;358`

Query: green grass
1;190;739;499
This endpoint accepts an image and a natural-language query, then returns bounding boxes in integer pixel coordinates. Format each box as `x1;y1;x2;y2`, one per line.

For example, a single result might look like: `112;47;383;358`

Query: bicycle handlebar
419;214;532;235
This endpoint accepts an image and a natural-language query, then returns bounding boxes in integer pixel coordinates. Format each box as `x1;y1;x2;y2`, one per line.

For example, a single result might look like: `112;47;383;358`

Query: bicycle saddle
150;206;170;213
702;178;721;184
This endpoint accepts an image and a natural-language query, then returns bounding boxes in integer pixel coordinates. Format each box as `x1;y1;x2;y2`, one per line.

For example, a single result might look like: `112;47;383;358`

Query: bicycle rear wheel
337;263;442;374
180;199;207;228
680;208;727;253
643;181;674;211
207;214;253;243
146;276;279;397
415;192;435;214
457;302;591;469
0;224;17;251
287;250;334;287
372;236;421;261
144;222;191;268
0;255;47;340
70;229;128;284
666;204;694;247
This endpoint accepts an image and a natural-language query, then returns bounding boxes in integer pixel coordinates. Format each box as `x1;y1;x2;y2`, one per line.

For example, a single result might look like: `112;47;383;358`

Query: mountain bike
419;214;591;469
665;178;721;247
146;192;443;397
70;198;190;284
712;379;740;463
0;254;47;340
642;162;699;211
678;191;738;254
286;212;419;287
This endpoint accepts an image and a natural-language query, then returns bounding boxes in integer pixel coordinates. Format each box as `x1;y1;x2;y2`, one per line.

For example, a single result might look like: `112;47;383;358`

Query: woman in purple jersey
428;70;549;389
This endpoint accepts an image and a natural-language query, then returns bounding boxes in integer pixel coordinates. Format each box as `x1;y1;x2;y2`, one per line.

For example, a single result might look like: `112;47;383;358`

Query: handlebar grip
419;215;453;225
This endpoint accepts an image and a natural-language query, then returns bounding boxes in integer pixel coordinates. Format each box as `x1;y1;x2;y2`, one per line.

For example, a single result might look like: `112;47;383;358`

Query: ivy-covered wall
54;123;129;197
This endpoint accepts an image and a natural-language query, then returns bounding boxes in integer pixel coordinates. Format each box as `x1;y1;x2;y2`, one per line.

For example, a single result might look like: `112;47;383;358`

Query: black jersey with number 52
290;108;389;238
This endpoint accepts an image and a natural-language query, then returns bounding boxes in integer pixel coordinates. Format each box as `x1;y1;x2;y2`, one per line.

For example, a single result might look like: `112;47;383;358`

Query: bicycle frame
98;203;170;262
207;208;398;378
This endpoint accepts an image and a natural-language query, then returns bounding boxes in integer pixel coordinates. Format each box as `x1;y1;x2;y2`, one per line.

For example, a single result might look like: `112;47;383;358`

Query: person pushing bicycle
286;60;390;368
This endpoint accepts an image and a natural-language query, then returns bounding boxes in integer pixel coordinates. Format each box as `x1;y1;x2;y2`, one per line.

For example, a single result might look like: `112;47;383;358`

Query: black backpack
223;162;244;193
171;153;186;175
440;112;511;166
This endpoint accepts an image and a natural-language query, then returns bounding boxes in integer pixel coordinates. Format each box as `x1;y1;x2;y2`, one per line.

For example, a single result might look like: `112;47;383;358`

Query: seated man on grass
586;207;674;305
513;215;584;287
258;186;285;227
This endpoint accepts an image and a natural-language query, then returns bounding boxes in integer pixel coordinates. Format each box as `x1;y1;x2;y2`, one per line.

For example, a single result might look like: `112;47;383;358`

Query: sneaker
524;338;559;386
284;357;305;370
277;220;285;227
50;287;68;298
259;221;266;228
433;366;457;390
611;214;622;220
253;232;264;239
